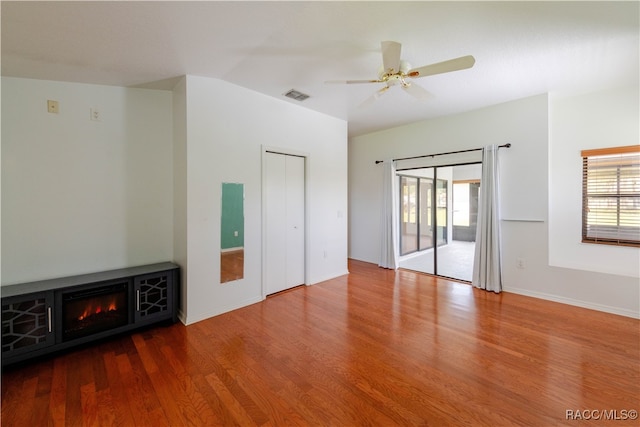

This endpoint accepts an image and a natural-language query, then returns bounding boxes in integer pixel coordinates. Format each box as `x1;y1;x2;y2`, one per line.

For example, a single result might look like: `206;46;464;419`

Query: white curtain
379;160;399;269
472;145;503;292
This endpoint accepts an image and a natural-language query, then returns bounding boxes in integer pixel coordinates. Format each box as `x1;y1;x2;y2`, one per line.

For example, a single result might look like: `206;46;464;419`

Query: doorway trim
261;145;310;299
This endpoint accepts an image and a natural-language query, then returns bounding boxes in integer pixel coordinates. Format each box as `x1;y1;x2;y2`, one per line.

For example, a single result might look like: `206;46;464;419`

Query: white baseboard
182;295;264;325
505;287;640;319
178;270;351;325
309;269;350;285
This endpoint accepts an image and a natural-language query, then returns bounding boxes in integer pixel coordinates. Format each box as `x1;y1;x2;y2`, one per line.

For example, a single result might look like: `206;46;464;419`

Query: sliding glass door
436;178;448;247
398;163;482;282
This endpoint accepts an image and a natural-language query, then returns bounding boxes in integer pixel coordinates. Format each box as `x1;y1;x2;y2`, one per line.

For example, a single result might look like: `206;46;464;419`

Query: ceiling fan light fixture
328;41;474;105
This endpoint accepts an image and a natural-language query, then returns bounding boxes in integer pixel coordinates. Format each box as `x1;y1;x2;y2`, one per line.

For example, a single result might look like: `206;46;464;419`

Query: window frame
581;145;640;248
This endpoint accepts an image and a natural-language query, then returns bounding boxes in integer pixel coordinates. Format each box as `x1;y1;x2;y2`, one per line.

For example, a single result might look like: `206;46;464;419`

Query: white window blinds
581;145;640;247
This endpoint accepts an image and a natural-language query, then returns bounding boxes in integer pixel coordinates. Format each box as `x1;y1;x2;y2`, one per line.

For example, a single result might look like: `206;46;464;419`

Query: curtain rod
374;143;511;164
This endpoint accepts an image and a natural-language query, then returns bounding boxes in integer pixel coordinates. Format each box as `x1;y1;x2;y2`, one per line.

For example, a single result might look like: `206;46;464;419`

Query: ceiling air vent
284;89;310;101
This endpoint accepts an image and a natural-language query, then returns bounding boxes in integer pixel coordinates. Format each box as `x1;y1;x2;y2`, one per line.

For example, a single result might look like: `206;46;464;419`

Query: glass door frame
397;161;481;280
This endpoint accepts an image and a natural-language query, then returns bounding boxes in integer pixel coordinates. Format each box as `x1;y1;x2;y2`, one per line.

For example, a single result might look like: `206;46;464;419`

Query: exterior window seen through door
400;176;419;255
452;181;480;242
400;175;446;256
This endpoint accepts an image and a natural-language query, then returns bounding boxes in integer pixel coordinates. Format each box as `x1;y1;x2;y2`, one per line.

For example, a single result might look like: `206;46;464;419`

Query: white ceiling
2;1;638;137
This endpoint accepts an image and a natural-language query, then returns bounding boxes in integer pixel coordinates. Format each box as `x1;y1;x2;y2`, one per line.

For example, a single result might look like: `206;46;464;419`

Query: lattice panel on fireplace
2;298;48;352
139;275;168;317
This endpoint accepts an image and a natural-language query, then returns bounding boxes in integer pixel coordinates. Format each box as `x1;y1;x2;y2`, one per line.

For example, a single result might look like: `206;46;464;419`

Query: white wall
1;77;174;285
178;75;348;325
549;85;639;278
350;92;639;318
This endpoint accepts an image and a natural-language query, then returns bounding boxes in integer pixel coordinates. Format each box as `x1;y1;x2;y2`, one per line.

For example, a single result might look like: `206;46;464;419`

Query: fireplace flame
77;298;119;321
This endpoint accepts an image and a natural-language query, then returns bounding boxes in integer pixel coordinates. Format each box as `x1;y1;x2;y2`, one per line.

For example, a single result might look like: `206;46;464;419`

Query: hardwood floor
2;259;639;426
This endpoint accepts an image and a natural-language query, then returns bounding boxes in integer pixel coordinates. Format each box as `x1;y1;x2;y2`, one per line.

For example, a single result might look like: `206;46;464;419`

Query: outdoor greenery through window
581;145;640;247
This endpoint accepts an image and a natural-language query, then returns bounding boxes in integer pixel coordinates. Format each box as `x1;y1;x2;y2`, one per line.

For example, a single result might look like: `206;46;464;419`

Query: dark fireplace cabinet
1;262;179;367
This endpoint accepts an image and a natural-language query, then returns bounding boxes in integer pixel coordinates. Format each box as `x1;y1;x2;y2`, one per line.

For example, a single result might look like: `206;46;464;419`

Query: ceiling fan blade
407;55;475;78
402;83;431;101
325;79;383;84
359;86;390;109
381;41;401;73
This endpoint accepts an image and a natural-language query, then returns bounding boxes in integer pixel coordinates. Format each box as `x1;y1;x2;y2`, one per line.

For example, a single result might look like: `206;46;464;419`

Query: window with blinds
581;145;640;247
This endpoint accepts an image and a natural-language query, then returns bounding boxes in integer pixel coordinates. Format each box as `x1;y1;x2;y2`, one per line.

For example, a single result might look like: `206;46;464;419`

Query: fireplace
2;262;179;366
62;282;129;341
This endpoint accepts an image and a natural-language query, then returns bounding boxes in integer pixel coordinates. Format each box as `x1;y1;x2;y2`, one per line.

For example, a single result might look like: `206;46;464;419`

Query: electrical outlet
47;100;59;114
90;108;101;121
234;231;238;237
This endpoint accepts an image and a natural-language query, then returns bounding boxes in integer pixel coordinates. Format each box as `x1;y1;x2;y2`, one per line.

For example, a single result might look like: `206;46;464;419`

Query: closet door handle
136;289;140;311
47;307;52;333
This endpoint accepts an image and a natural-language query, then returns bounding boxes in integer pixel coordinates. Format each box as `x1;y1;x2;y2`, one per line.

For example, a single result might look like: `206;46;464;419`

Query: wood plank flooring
2;259;639;426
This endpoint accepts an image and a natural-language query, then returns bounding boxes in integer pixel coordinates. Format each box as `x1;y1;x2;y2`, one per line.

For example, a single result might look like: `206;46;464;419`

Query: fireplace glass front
62;282;129;341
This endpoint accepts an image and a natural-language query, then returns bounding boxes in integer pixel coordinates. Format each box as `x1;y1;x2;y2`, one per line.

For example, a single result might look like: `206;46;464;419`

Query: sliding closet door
284;155;305;287
265;153;287;293
265;152;305;295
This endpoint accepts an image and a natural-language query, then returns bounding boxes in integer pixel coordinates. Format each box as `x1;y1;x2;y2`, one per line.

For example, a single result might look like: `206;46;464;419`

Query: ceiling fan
327;41;475;106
